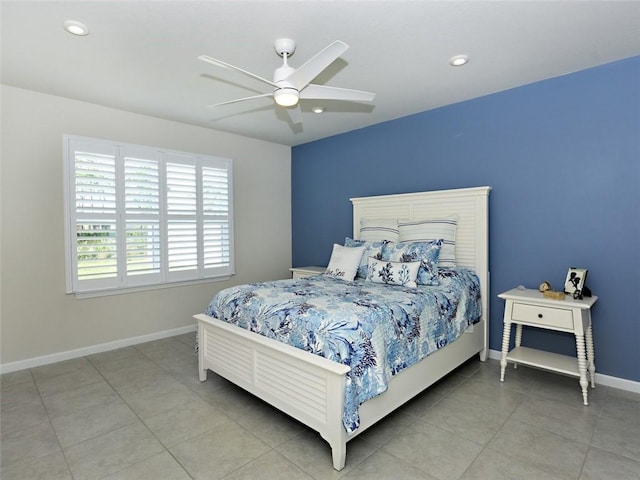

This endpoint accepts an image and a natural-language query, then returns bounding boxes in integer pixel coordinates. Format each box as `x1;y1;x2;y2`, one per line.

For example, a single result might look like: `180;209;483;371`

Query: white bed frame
195;186;491;470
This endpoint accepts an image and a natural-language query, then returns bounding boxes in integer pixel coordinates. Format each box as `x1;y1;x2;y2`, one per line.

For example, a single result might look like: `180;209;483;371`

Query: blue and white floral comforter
204;268;481;433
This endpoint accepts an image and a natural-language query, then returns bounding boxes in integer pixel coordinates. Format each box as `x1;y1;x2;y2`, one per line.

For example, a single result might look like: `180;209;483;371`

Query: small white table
498;288;598;405
289;266;326;279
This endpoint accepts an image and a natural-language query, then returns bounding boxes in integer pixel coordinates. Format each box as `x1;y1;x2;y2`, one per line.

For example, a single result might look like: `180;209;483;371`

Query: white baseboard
488;349;640;394
0;324;197;375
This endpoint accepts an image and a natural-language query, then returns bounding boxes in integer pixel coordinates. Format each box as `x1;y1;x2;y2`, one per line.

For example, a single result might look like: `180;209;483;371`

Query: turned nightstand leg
585;324;596;388
513;324;523;369
500;321;512;382
575;333;589;405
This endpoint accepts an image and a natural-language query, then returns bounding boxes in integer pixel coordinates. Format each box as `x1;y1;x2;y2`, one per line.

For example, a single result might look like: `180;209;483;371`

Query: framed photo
564;267;588;298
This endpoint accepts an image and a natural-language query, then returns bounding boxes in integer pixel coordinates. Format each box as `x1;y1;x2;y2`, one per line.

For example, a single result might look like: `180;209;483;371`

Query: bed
195;186;491;470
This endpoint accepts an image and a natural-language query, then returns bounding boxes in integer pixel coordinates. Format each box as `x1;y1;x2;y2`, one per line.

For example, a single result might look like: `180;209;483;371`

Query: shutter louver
203;166;231;269
124;156;161;278
74;151;118;282
167;161;198;274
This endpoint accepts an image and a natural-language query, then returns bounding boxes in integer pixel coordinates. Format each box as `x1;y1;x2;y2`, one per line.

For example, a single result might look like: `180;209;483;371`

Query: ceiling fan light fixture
274;88;299;107
64;20;89;36
450;55;469;66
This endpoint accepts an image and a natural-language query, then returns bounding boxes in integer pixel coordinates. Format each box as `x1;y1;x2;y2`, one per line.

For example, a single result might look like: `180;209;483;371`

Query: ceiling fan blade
284;40;349;90
300;84;376;102
207;93;273;108
284;104;303;125
198;55;278;88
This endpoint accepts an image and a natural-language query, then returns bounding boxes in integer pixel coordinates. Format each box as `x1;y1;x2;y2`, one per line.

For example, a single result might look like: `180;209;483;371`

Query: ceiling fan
198;39;376;124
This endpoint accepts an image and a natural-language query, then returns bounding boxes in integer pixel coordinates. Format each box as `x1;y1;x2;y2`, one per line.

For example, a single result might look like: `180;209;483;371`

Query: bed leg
199;367;208;382
331;442;346;471
479;348;488;362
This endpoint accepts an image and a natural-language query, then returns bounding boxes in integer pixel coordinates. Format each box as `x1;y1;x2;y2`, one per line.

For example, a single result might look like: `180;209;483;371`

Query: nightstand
289;266;326;279
498;287;598;405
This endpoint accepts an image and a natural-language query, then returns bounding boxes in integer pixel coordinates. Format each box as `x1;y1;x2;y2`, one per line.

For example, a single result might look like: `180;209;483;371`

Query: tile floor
1;332;639;480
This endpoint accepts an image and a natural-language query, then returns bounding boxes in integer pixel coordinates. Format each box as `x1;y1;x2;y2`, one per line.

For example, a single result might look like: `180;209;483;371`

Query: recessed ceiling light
64;20;89;36
450;55;469;67
312;106;325;114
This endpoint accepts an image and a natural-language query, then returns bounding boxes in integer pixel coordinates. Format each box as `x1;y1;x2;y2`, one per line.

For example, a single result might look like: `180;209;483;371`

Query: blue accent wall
292;56;640;382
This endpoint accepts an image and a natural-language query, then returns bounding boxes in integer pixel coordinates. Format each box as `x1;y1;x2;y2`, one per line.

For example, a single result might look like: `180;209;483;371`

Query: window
64;135;234;296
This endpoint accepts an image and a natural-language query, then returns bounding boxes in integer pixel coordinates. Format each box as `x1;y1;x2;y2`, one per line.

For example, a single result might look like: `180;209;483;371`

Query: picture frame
564;267;588;298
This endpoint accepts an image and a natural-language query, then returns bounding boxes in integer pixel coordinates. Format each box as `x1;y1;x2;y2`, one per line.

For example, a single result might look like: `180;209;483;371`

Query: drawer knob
538;313;543;319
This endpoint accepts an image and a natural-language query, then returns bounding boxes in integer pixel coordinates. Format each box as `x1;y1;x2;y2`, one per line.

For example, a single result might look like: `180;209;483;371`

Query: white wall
0;85;292;367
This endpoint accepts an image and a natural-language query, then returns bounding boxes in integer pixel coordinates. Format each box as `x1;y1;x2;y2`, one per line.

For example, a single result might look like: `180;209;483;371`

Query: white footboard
195;313;351;470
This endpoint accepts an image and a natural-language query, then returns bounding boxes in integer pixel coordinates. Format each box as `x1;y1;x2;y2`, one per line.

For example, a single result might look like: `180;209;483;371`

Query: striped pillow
398;216;457;267
359;218;399;243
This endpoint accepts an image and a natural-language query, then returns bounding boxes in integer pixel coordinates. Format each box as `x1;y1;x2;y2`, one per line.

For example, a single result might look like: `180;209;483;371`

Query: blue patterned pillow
366;258;420;288
398;217;457;267
386;239;442;286
344;237;390;278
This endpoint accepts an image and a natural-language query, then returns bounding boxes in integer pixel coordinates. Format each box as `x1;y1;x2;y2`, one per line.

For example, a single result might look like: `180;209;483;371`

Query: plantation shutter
123;147;161;286
70;140;119;292
64;135;234;296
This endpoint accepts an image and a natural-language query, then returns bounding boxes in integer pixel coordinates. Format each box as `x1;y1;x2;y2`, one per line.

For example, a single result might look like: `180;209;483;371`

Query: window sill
70;275;233;299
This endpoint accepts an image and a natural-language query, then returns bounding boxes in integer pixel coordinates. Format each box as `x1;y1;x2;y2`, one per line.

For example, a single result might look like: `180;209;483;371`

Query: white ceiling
2;1;639;147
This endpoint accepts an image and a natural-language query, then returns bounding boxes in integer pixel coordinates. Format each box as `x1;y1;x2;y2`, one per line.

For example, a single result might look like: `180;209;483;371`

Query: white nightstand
498;287;598;405
290;266;326;279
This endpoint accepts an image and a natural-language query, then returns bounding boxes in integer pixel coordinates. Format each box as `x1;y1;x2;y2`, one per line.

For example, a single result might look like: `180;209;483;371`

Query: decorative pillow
359;218;400;243
366;257;420;288
344;237;389;278
386;239;442;285
325;244;365;281
398;216;457;267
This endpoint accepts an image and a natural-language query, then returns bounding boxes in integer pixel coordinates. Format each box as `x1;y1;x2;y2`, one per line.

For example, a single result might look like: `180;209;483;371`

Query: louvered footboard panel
197;314;348;437
255;350;328;423
205;327;252;383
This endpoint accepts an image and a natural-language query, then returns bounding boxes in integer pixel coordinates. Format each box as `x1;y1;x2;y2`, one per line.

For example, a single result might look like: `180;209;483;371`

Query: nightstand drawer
511;302;574;330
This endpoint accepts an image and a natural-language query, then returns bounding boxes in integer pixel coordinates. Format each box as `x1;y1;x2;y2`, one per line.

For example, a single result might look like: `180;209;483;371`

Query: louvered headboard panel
351;186;492;329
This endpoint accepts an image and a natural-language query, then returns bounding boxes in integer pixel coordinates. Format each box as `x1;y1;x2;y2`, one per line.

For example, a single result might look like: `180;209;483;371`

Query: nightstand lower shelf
506;346;580;377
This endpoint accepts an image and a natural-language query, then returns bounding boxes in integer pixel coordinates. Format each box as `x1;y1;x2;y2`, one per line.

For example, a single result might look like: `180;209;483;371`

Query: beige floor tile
170;422;271;480
144;397;230;447
0;450;72;480
277;428;376;480
222;450;314;480
420;395;510;445
117;374;201;419
101;451;192;480
42;381;120;418
0;420;61;469
51;399;138;447
591;414;640;462
382;420;483;480
0;369;34;389
234;401;306;447
342;449;439;480
460;447;566;480
511;395;598;443
34;363;103;397
63;421;164;480
580;446;640;480
487;418;589;479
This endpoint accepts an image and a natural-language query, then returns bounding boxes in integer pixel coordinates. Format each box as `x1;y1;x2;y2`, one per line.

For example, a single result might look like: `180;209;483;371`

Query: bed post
197;320;208;381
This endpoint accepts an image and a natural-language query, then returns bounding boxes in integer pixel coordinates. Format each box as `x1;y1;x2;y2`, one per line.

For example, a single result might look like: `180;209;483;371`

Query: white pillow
398;216;457;267
359;218;399;243
325;244;365;281
366;257;420;288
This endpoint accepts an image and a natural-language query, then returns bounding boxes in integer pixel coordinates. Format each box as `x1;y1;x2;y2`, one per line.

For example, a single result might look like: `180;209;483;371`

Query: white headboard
351;186;491;343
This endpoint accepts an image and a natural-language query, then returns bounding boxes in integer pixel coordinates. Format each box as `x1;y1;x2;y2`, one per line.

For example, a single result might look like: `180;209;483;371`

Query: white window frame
63;135;234;298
